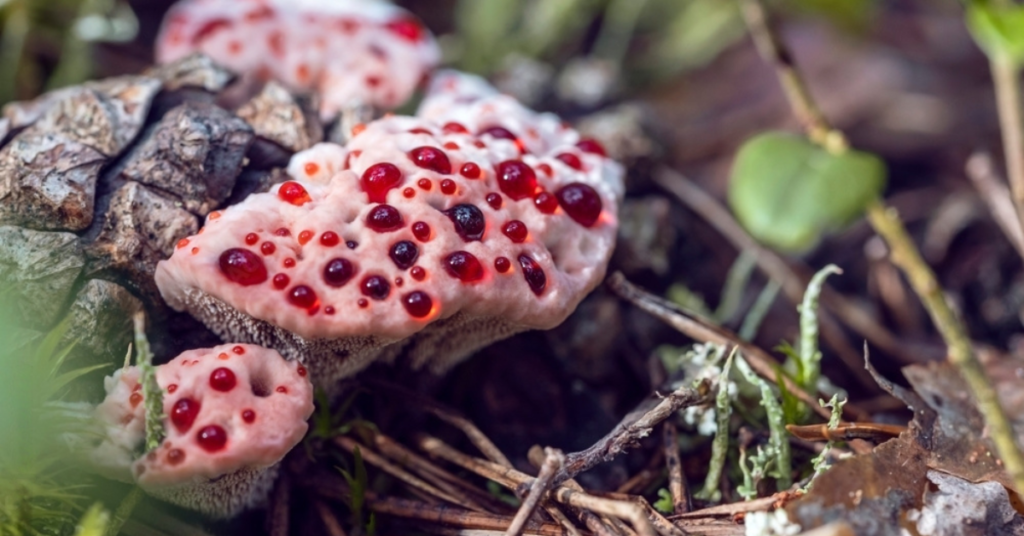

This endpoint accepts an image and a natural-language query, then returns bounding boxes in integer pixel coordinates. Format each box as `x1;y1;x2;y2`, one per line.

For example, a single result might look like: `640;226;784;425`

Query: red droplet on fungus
210;367;237;392
129;392;142;408
443;204;485;241
366;204;404;232
403;187;415;198
442;122;468;134
486;193;503;209
320;231;340;247
385;17;424;42
556;182;603;227
576;138;607;156
167;448;185;465
389;241;420;269
361;275;391;300
533;191;558;214
518;255;547;296
245;233;259;245
287;285;319;309
283;258;296;268
460;162;481;179
496;160;537;200
298;230;314;245
556;153;583;170
274;228;290;237
232;345;245;355
242;409;256;423
361;163;403;203
219;249;268;286
410;266;426;280
278;181;312;206
196;425;228;452
417;178;432;190
273;273;290;289
323;258;356;287
171;398;201;433
440;179;456;194
444;251;484;282
304;162;320;176
409;146;453;174
176;238;190;249
502;221;528;243
403;291;433;318
495;257;511;273
412;221;431;241
261;242;276;255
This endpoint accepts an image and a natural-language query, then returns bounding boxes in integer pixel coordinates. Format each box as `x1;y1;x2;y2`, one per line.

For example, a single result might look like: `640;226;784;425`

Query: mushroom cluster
155;71;625;385
90;343;314;517
155;0;440;118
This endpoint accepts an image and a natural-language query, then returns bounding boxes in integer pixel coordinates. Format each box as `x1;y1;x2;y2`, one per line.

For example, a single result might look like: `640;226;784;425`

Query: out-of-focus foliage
0;0;137;104
966;0;1024;66
728;132;887;253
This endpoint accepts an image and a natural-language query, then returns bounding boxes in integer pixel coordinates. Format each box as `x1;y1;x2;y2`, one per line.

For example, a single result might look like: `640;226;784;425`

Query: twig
990;53;1024;234
336;436;483;511
662;423;690;515
529;447;619;536
552;375;712;486
670;490;801;519
505;449;564;536
526;447;588;536
865;202;1024;492
315;501;349;536
966;151;1024;261
606;272;867;421
428;406;514;468
614;448;665;495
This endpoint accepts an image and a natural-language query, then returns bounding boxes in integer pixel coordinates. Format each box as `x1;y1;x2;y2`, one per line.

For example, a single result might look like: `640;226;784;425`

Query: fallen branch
505;449;563;536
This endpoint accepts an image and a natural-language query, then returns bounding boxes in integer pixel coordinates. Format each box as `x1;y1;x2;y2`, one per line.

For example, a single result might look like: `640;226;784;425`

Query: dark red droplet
403;291;433;318
409;146;452;174
274;228;290;237
347;240;358;249
276;386;288;394
496;160;537;200
196;425;228;452
534;191;558;214
556;182;603;227
408;127;432;135
403;187;415;198
361;275;391;300
410;266;426;281
480;126;516;141
417;178;432;190
366;204;404;232
442;122;468;134
503;221;528;243
444;251;484;282
443;204;486;241
361;163;403;203
412;221;431;241
395;277;404;287
245;233;259;245
576;138;607;157
233;345;245;354
167;384;178;394
323;258;356;287
495;257;511;273
283;258;296;268
297;364;307;377
242;409;256;423
219;249;268;286
440;179;456;194
288;285;319;309
486;193;502;209
320;231;340;247
324;306;335;315
273;273;290;289
278;181;312;206
210;367;237;392
556;152;583;170
261;242;276;255
171;398;201;433
518;255;546;296
389;241;419;269
460;162;481;179
358;298;369;308
385;17;424;42
167;448;185;465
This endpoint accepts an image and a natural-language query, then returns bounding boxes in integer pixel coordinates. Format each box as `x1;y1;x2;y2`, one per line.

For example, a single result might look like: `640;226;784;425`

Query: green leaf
72;504;109;536
967;1;1024;65
728;132;886;253
653;488;674;513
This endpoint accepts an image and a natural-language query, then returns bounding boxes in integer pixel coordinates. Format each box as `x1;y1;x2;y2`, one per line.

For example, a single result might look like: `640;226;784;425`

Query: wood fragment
785;423;906;443
662;423;691;515
505;448;564;536
427;406;514;468
528;446;618;536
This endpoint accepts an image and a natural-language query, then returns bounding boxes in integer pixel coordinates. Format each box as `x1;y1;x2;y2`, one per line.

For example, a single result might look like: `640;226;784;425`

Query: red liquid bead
297;365;307;377
440;179;456;194
288;285;318;309
417;178;432;190
503;221;528;243
361;275;391;300
273;273;290;289
395;277;404;287
283;258;296;268
245;233;259;245
274;228;290;236
129;392;142;408
176;238;189;249
556;182;603;227
412;221;431;241
442;122;468;134
275;386;288;394
443;204;485;241
409;146;452;174
444;251;484;282
210;367;237;392
556;152;583;170
403;291;433;318
233;345;244;354
171;398;200;433
167;384;178;394
403;187;415;198
358;298;369;308
242;409;256;423
536;163;553;177
576;138;607;156
385;17;424;42
323;258;355;287
219;248;267;286
361;163;403;203
389;241;419;269
480;126;516;141
218;352;229;360
366;204;404;232
494;257;511;273
444;141;460;150
304;162;319;176
486;193;503;209
278;181;312;206
167;448;185;465
496;160;537;200
534;191;558;214
324;306;335;315
460;162;481;179
408;127;432;135
196;425;228;452
410;266;426;281
320;231;340;247
518;255;547;296
261;242;276;255
298;230;313;245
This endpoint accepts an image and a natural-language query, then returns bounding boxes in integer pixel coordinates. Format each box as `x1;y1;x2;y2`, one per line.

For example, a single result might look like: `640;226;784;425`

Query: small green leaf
728;132;886;253
653;488;674;513
967;1;1024;65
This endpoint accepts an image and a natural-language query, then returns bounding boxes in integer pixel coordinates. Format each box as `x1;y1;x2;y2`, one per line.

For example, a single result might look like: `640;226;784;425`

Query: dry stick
739;0;1024;494
553;374;712;486
991;52;1024;234
506;449;564;536
662;423;690;515
528;446;619;536
417;436;659;536
651;167;915;372
335;436;482;512
315;501;350;536
606;272;866;421
966;151;1024;261
614;448;665;495
428;406;514;468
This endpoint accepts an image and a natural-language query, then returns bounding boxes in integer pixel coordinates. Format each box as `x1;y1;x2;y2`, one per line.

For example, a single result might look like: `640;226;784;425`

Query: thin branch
505;449;564;536
528;447;619;536
428;406;514;468
965;151;1024;261
990;53;1024;234
662;423;690;515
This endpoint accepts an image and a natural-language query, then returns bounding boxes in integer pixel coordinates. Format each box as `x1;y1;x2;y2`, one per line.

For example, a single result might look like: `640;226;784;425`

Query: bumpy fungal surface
155;71;624;383
90;343;313;517
155;0;439;118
